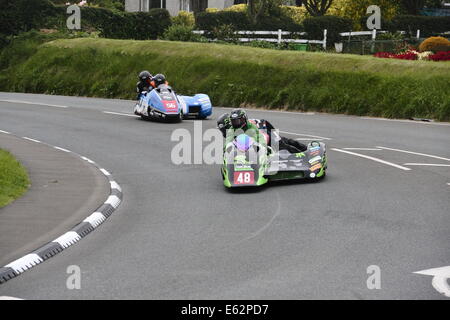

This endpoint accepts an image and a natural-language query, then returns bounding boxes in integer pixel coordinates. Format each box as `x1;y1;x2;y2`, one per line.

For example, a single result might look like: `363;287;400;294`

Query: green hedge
0;0;59;36
386;15;450;37
0;0;171;40
303;16;353;45
69;7;171;40
195;10;303;32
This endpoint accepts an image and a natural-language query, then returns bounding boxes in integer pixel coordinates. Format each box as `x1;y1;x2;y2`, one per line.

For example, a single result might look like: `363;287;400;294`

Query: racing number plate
163;100;178;112
233;171;255;185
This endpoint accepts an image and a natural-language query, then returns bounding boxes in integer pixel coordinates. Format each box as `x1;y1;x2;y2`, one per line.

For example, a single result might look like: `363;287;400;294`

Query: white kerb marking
5;254;43;273
53;146;71;153
0;100;68;108
53;231;81;248
103;111;139;117
83;212;106;228
403;163;450;167
414;266;450;298
0;130;11;134
100;168;111;176
110;181;122;192
105;195;121;209
22;137;41;143
332;148;411;171
279;130;332;140
377;146;450;162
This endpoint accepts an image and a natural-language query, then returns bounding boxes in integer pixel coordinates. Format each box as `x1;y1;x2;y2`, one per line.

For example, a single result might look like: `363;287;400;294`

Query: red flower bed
374;50;450;62
394;52;418;60
429;51;450;61
374;51;417;60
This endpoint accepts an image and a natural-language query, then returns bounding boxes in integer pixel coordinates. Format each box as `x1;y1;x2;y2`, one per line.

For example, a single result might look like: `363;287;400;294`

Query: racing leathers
218;114;307;153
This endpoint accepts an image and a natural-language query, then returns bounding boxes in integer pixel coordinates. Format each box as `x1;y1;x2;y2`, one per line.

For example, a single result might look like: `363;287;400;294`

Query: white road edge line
0;130;11;134
0;99;69;108
22;137;41;143
296;138;323;141
279;130;332;140
53;146;71;153
377;146;450;162
332;148;411;171
218;106;315;116
414;266;450;298
361;117;450;127
403;163;450;167
103;111;139;117
343;148;381;151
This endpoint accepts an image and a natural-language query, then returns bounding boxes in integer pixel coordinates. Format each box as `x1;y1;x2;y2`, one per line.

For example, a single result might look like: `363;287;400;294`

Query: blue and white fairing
178;94;212;119
134;84;183;122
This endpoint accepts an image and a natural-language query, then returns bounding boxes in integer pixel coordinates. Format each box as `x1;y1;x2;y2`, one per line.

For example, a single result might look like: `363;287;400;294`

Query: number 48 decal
234;172;254;185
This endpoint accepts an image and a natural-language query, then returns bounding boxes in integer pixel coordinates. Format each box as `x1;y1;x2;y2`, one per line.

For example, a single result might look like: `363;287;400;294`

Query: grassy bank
1;33;449;120
0;149;30;208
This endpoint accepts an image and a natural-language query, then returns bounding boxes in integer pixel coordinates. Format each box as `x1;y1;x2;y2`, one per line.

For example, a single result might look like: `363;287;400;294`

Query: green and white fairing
222;137;327;188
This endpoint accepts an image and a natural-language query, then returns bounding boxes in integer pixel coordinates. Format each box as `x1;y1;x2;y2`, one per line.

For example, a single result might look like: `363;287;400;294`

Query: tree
247;0;269;24
303;0;334;16
399;0;425;15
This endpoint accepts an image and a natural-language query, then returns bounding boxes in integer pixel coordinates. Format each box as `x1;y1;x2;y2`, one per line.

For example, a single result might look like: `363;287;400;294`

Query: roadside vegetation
0;32;449;121
0;149;30;208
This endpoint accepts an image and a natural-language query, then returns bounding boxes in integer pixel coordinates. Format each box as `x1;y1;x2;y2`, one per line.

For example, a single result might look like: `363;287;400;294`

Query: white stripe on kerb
22;137;41;143
54;146;71;153
83;212;106;228
332;148;411;171
53;231;81;248
377;146;450;162
110;181;122;192
5;254;43;273
105;195;121;209
0;130;11;134
100;168;111;176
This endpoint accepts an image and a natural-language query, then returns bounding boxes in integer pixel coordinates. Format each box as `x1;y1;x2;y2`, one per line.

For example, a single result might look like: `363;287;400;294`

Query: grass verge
1;32;449;121
0;149;30;208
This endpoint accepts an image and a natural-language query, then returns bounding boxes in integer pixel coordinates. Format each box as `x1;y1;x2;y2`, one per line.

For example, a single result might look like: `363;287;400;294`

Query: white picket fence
193;29;328;49
339;29;422;40
193;29;449;50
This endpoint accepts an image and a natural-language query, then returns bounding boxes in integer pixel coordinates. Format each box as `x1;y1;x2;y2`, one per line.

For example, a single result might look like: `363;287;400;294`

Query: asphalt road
0;92;449;299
